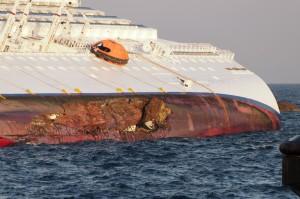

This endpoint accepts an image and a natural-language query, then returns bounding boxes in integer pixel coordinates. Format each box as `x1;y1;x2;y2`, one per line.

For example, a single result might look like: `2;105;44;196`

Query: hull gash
0;94;279;146
0;0;280;147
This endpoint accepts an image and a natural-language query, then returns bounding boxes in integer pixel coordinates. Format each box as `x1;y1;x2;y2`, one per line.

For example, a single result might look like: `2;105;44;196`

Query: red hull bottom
0;95;280;147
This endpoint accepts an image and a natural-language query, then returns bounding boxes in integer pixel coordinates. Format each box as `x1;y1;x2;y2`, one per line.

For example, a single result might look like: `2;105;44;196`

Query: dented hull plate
0;94;280;147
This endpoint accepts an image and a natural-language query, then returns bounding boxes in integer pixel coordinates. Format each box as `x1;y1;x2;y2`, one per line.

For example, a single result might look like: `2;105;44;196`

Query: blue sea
0;85;300;199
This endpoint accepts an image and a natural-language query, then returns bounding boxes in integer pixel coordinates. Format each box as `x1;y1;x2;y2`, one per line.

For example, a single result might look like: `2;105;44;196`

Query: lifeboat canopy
91;40;129;66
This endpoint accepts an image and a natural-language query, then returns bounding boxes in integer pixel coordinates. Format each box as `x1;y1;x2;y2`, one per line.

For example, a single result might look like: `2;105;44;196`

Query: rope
120;64;186;92
138;54;215;93
16;68;63;92
138;54;231;127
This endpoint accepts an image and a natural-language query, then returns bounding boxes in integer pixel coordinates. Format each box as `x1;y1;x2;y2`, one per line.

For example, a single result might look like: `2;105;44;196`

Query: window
97;43;111;52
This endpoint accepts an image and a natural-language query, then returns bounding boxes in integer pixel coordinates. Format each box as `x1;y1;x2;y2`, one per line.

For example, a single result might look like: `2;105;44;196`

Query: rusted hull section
0;95;280;147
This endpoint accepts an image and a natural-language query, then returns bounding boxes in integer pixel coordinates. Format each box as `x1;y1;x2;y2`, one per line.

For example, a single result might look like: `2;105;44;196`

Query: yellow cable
0;94;6;100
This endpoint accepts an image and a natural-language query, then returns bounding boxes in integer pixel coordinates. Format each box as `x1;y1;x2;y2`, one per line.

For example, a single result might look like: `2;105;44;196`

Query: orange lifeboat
91;40;129;66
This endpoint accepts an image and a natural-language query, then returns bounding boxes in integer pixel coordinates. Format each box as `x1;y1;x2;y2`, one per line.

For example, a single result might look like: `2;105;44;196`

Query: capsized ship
0;0;280;148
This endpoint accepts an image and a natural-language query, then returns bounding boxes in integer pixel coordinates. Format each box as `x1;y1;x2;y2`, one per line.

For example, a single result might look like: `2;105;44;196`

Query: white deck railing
0;0;80;7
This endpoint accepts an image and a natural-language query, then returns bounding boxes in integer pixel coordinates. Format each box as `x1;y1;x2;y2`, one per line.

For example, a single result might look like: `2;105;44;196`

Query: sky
83;0;300;84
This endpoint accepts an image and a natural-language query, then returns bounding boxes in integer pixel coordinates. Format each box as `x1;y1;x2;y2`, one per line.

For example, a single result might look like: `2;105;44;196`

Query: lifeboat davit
91;40;129;66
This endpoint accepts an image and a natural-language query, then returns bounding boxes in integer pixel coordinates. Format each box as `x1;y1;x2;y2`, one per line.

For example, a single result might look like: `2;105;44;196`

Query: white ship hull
0;52;279;113
0;0;280;147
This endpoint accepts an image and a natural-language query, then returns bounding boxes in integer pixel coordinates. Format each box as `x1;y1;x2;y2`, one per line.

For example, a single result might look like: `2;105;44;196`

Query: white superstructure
0;0;279;113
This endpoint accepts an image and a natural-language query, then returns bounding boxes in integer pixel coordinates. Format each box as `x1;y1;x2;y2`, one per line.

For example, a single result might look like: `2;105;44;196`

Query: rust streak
187;112;195;132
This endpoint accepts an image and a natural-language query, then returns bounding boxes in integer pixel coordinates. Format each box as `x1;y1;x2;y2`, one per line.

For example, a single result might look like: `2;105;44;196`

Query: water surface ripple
0;85;299;198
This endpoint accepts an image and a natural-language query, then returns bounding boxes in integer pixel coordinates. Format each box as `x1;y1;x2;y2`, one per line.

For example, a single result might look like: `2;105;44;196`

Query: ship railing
168;43;217;54
54;37;91;53
0;14;131;26
143;41;220;57
0;2;105;15
172;51;218;56
217;49;235;60
0;0;80;7
168;43;217;56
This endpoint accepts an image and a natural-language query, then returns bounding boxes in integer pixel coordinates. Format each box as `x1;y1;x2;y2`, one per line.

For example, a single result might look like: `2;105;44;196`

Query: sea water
0;85;299;199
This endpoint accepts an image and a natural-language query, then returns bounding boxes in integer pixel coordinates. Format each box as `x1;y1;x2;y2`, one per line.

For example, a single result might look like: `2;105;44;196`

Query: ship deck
0;52;279;113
